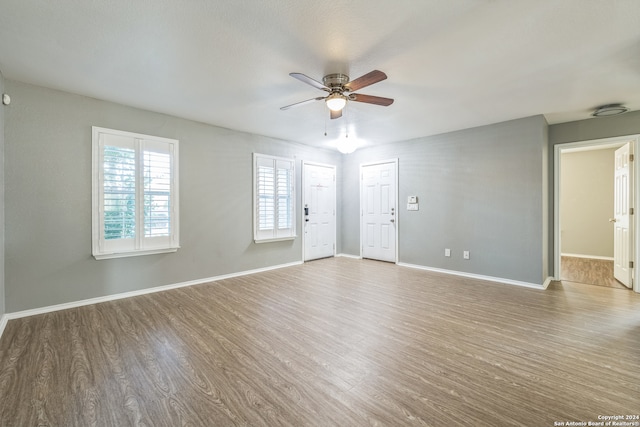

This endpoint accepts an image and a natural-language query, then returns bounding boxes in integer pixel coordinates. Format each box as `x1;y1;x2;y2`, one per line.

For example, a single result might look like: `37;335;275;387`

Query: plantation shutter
254;154;295;242
141;139;177;250
99;133;137;254
103;144;136;240
93;127;179;259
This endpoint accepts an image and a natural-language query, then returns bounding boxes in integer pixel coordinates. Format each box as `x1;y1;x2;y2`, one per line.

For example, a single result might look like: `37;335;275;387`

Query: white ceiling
1;0;639;151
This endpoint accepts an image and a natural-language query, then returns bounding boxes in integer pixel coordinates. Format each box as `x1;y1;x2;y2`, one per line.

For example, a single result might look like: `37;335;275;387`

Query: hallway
560;256;629;290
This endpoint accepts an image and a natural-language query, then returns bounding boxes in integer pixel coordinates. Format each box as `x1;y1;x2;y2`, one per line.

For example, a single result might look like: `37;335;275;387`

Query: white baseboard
336;253;361;259
397;262;546;290
3;260;303;322
542;276;554;289
561;253;614;261
0;314;8;341
0;258;548;343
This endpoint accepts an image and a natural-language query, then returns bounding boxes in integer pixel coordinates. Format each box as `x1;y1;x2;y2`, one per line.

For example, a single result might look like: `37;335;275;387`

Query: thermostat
408;195;417;204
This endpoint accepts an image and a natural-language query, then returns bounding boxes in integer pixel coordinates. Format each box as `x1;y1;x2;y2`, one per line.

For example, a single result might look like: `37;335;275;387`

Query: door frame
553;134;640;293
359;158;399;263
302;161;337;262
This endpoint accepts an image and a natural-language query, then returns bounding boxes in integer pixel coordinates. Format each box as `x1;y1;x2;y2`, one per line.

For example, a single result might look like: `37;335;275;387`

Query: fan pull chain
324;113;327;136
345;104;349;139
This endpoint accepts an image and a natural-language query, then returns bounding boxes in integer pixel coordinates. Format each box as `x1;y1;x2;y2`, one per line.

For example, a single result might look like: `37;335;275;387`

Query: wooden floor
561;255;629;289
0;258;639;426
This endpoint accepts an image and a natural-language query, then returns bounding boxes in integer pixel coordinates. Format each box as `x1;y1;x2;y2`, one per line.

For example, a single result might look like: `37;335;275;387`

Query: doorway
360;159;398;263
554;135;639;292
302;162;336;261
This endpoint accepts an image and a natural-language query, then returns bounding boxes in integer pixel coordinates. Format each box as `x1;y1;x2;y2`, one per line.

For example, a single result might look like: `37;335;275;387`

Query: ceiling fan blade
289;73;329;91
330;109;342;120
280;97;325;110
344;70;387;92
350;93;394;107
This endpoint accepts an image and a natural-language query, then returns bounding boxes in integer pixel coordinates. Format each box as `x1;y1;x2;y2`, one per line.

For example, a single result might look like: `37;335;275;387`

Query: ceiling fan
280;70;394;119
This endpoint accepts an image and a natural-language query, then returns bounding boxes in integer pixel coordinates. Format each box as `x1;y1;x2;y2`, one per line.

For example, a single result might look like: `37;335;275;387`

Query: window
92;127;179;259
254;153;296;242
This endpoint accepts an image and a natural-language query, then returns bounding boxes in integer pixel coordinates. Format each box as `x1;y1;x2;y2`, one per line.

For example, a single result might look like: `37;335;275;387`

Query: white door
613;142;633;288
361;160;397;262
303;163;336;261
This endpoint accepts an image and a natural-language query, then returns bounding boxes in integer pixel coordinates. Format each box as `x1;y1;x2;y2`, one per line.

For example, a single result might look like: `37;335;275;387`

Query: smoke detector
592;104;629;117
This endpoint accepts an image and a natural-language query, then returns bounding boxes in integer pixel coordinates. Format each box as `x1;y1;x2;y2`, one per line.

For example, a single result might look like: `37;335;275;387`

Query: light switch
407;203;419;211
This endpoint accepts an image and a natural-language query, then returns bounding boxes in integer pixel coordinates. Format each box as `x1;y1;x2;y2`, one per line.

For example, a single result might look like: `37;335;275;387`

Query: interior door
613;142;633;288
361;160;397;262
303;162;336;261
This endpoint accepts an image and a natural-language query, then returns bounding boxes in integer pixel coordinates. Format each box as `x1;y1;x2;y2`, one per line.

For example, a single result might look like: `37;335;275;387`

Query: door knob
609;218;617;223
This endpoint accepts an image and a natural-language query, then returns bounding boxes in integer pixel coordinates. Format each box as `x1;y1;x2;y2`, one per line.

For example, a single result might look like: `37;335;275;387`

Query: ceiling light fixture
592;104;629;117
325;93;347;111
336;136;357;154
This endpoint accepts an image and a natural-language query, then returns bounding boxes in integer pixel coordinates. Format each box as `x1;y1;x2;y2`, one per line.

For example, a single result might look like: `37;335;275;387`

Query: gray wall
341;115;549;285
549;110;640;145
6;77;638;313
4;80;341;312
0;70;5;318
560;148;615;258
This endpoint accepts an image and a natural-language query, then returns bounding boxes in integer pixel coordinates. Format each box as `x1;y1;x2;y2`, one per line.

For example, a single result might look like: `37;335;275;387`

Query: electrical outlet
463;251;470;260
445;248;451;257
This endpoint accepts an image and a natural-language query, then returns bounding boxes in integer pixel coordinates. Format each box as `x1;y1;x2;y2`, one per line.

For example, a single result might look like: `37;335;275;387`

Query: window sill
93;247;179;260
254;236;296;244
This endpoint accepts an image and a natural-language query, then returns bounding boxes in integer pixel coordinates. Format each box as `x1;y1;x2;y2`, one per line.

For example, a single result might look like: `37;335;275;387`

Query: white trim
0;259;550;343
359;158;399;263
0;314;8;341
562;141;628;154
254;236;296;244
3;261;303;321
398;262;546;290
561;253;614;261
554;134;640;293
336;253;361;259
94;247;179;260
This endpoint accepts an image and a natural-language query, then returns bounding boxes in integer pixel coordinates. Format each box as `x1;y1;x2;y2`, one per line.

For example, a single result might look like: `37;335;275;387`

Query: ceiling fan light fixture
592;104;629;117
325;93;347;111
